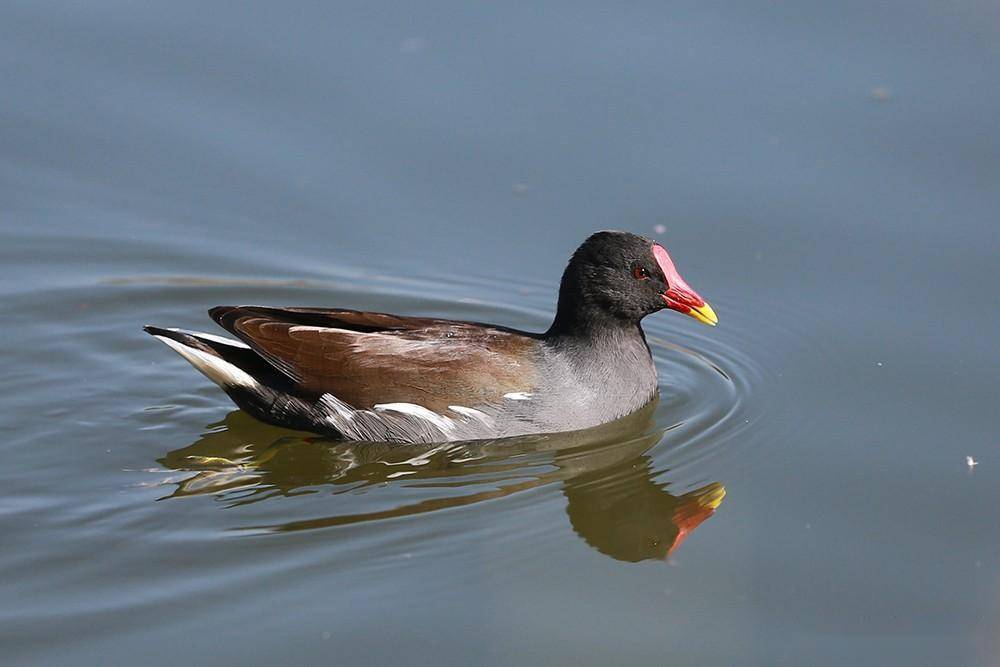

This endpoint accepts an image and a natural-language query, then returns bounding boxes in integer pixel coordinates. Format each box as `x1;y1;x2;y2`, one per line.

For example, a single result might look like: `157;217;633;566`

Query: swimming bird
145;230;717;443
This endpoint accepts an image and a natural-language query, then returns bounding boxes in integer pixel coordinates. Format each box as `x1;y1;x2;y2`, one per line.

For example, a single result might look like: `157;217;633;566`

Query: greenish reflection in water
158;401;724;563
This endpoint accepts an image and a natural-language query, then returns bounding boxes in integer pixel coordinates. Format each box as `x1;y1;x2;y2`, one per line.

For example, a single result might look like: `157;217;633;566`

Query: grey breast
525;328;659;434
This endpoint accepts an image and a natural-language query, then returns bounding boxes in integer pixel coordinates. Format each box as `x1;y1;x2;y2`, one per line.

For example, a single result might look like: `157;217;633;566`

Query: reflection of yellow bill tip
689;301;718;326
696;482;726;509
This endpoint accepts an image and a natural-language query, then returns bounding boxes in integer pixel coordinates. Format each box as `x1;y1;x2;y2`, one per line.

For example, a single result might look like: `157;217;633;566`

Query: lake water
1;2;998;665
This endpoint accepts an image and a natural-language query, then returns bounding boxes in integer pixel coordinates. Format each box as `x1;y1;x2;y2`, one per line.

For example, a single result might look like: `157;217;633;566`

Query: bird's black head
549;230;716;336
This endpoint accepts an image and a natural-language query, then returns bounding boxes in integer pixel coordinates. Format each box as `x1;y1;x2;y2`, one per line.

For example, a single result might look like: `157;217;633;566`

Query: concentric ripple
0;230;814;662
1;241;803;573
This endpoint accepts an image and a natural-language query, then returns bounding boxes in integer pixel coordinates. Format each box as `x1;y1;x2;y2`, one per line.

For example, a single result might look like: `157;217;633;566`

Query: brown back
210;306;538;412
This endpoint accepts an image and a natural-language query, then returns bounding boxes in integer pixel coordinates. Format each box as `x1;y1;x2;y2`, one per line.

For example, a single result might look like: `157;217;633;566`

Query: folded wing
209;306;537;413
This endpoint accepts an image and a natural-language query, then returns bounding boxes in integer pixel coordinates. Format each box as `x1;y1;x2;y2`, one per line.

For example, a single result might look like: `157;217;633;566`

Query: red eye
632;266;650;280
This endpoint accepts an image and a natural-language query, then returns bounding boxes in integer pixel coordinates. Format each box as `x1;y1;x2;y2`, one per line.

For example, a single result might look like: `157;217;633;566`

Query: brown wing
209;306;538;412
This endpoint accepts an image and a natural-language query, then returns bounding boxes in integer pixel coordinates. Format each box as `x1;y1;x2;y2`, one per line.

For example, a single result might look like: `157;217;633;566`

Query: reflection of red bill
653;244;718;326
669;482;726;556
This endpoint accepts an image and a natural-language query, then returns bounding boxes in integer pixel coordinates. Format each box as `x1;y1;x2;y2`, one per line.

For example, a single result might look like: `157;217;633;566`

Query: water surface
1;2;998;665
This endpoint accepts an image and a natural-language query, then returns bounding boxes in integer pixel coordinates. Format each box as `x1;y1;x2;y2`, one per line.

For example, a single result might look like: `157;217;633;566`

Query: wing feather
209;306;537;411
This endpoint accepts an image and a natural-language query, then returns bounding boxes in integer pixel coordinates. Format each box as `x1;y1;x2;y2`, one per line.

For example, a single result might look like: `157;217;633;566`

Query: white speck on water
875;362;883;367
321;631;331;640
653;224;667;234
966;456;978;469
870;86;892;102
399;37;427;54
512;183;530;194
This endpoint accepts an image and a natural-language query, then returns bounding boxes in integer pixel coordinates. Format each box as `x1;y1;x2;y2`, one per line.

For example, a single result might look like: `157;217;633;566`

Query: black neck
545;287;646;344
545;257;647;342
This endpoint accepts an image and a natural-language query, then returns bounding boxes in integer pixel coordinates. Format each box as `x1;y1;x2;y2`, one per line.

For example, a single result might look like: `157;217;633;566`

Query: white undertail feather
165;328;250;349
154;335;260;389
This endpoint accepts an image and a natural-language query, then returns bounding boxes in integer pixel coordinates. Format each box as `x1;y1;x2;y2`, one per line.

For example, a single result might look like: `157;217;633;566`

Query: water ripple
1;253;801;572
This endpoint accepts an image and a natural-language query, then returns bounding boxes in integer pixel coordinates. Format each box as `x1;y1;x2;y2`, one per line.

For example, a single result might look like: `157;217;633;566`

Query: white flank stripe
448;405;494;426
373;402;456;432
319;393;356;420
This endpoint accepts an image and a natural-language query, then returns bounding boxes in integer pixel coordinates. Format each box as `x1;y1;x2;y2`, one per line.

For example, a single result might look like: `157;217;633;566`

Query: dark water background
2;2;998;665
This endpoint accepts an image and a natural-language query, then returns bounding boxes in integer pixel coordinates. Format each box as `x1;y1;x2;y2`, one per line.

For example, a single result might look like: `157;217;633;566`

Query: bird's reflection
157;402;724;563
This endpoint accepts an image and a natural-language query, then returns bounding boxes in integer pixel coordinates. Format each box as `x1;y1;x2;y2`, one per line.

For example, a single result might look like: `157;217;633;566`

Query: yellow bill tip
688;302;718;326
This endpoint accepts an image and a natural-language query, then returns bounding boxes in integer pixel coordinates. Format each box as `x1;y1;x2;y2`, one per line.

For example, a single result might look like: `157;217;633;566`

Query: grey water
1;1;998;665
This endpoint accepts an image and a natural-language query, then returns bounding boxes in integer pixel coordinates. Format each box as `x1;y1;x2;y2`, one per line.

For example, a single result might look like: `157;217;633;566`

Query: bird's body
146;231;716;443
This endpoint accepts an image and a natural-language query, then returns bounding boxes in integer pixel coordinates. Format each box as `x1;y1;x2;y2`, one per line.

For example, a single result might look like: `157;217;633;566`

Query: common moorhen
145;230;716;443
